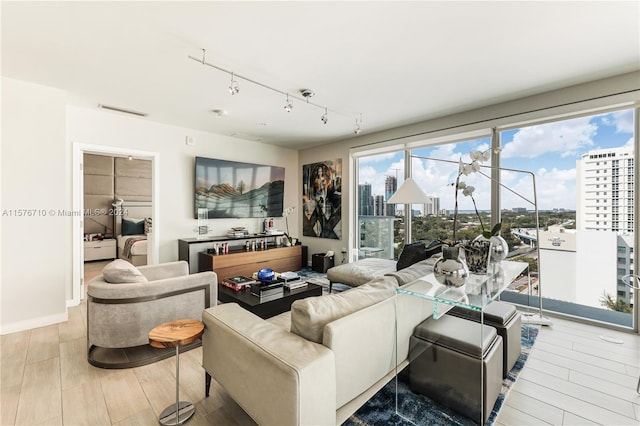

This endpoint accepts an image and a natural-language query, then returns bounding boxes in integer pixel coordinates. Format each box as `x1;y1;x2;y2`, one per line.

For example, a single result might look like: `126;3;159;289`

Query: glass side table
394;260;529;425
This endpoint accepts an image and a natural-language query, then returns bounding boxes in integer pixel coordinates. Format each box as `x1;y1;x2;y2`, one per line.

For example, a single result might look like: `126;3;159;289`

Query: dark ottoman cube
448;301;521;378
409;315;503;424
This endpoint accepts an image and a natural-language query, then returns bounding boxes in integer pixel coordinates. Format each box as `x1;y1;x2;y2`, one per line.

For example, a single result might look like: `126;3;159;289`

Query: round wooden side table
149;319;205;426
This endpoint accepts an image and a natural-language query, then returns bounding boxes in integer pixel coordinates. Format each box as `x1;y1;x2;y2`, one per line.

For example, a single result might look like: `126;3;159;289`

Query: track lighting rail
187;49;363;132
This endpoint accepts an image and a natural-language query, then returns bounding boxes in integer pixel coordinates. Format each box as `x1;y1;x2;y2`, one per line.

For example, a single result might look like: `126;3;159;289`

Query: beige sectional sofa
201;259;436;426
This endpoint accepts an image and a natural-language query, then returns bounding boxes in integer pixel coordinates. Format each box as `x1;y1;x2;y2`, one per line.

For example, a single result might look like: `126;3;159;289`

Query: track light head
284;94;293;112
321;108;328;124
354;116;362;134
228;72;239;95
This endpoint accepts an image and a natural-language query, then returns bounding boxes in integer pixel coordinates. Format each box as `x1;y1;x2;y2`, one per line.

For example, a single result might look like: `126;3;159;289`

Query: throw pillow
144;217;153;235
425;239;443;259
396;241;426;270
290;276;396;343
102;259;148;284
122;218;145;235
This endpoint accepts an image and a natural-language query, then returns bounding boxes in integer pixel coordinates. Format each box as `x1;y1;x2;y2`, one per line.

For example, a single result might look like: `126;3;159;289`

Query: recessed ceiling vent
98;104;148;117
231;132;264;142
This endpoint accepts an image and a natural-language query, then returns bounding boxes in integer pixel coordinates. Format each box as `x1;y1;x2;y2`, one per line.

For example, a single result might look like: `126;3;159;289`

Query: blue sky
359;109;634;211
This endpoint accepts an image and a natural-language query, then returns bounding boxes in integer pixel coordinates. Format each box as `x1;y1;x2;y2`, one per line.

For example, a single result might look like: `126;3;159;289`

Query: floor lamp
392;154;552;326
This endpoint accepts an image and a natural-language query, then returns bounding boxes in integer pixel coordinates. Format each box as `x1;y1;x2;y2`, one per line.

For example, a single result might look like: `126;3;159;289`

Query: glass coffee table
217;281;322;319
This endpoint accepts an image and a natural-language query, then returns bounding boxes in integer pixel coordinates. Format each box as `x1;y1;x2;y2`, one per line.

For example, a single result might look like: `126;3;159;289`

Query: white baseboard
0;311;69;335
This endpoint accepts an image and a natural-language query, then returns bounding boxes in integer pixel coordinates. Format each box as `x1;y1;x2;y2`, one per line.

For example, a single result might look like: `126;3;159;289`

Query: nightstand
84;238;116;261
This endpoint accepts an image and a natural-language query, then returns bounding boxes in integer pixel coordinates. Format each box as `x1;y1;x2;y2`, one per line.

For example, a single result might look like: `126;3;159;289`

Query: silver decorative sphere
433;246;469;287
490;235;509;262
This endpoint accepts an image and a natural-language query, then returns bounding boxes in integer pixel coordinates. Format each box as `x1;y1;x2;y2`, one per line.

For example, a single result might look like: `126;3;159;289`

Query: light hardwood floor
495;316;640;426
1;292;639;425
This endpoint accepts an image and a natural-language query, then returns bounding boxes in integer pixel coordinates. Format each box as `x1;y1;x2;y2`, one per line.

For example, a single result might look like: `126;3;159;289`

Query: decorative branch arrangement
282;206;296;244
451;150;501;242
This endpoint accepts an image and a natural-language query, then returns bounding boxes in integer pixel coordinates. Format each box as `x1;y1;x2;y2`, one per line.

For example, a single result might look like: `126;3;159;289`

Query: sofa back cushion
396;240;442;270
385;257;439;286
290;276;397;343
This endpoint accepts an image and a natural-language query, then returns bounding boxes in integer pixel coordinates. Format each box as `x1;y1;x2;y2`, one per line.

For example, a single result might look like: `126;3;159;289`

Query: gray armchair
87;260;217;368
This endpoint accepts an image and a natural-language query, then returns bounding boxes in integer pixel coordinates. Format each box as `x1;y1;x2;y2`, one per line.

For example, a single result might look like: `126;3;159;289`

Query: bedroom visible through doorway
72;143;159;306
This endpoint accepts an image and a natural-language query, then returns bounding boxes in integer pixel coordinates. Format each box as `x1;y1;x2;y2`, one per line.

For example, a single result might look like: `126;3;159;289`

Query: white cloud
601;109;634;134
624;136;634;148
502;116;596;159
358;160;404;197
500;167;576;211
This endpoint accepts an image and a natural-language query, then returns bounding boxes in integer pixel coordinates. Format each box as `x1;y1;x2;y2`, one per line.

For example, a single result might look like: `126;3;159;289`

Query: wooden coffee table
149;319;204;426
217;281;323;318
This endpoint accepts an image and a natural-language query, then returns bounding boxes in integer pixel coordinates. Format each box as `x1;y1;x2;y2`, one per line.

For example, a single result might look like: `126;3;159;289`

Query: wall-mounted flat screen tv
195;157;285;219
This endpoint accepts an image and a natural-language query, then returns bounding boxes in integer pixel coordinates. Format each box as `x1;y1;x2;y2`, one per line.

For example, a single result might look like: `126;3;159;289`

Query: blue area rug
342;325;539;426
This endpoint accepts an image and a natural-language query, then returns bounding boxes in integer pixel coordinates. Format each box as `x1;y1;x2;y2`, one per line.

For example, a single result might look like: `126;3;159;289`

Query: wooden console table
199;245;302;282
178;234;303;274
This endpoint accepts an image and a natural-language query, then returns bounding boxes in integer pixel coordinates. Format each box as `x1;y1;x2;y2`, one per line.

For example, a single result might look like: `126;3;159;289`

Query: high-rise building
374;195;386;216
577;146;634;233
576;146;635;306
384;175;397;216
358;184;373;216
424;196;440;216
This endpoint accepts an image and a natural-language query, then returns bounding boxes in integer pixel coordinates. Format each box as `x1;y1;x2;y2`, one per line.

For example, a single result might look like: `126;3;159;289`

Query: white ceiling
2;1;639;149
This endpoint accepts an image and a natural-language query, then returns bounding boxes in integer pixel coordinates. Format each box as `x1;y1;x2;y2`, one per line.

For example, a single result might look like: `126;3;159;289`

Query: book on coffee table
284;280;308;290
221;276;257;292
250;280;284;298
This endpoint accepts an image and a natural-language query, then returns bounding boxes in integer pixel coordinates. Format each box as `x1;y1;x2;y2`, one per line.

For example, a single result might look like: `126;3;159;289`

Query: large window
411;137;493;244
354;107;636;328
356;151;404;259
499;109;636;326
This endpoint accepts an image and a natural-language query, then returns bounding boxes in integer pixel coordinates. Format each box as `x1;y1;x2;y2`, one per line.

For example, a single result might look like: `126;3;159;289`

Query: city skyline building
577;146;635;234
384;175;397;217
575;146;635;307
374;195;386;216
358;183;373;216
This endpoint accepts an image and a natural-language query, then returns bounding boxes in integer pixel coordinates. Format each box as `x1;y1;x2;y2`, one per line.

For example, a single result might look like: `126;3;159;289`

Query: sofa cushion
102;259;148;284
122;217;145;235
290;276;397;343
396;240;442;270
397;241;426;270
385;257;439;286
326;258;397;287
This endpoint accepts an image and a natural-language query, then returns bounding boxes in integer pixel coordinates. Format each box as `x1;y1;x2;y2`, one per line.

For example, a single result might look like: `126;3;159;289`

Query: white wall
539;250;577;303
575;230;618;307
1;77;299;334
68;106;300;261
1;77;70;333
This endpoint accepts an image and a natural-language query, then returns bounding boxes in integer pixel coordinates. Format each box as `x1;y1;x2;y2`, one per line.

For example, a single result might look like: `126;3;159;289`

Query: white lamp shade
387;177;431;204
